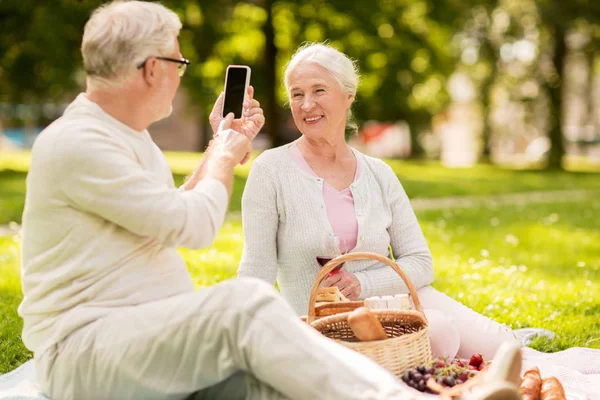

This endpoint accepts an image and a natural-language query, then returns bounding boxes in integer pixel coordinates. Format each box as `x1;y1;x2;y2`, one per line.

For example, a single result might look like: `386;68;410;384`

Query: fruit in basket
469;352;484;367
401;354;490;394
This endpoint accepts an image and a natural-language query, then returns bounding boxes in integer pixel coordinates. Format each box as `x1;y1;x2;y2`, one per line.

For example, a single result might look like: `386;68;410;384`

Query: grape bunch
401;353;489;394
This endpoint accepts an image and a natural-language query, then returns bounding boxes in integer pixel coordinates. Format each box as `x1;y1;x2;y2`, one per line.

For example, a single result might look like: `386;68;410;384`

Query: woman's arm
238;157;279;284
353;163;434;299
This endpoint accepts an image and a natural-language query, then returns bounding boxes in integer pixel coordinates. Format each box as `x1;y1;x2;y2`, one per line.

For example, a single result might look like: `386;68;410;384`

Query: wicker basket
307;252;432;377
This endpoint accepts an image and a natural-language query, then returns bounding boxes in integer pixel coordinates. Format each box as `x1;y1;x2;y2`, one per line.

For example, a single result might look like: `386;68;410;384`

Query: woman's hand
209;85;265;141
323;271;361;300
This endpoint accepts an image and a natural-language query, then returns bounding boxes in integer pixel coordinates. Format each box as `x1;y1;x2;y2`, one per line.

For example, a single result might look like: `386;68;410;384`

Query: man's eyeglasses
137;56;190;77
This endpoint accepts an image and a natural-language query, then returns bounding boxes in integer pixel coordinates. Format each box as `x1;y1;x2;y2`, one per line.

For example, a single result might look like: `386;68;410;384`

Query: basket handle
307;252;425;324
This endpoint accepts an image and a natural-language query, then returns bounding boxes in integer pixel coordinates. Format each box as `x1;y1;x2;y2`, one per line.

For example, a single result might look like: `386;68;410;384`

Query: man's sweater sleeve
353;163;434;299
55;130;228;250
238;157;279;284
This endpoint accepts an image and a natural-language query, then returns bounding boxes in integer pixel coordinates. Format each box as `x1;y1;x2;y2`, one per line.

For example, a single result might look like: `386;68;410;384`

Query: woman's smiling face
287;62;354;139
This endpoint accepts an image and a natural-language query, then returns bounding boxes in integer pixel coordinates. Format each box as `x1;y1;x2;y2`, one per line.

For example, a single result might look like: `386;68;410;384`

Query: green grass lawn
1;150;599;374
1;199;599;374
2;150;600;225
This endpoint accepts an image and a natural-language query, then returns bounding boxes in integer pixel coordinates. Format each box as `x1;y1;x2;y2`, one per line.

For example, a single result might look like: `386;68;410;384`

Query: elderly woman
238;43;516;360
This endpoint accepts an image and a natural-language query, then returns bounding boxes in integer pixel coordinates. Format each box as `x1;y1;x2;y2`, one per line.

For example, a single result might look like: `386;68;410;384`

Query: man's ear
142;57;159;86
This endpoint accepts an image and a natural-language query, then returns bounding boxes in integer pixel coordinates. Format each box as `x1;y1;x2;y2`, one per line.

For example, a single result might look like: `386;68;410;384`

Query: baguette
540;377;566;400
519;367;542;400
347;307;388;341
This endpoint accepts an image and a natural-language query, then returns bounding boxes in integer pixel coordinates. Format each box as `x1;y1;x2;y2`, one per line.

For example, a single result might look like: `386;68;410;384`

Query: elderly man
18;1;522;400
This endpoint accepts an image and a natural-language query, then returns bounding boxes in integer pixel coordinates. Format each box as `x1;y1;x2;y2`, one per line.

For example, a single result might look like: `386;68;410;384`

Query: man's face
150;38;182;122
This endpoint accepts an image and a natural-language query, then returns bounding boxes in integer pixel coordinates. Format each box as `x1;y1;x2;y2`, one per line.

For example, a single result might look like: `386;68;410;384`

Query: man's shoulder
34;114;127;157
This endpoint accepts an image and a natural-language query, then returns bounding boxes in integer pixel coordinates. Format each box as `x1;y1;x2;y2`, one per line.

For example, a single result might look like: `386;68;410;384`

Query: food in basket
316;287;348;303
469;352;484;368
308;252;432;377
365;294;411;310
402;354;490;394
364;296;387;309
519;367;542;400
540;377;566;400
313;301;363;317
347;307;388;341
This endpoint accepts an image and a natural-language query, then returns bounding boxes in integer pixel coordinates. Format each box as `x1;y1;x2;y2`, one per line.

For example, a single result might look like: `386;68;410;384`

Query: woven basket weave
307;252;432;377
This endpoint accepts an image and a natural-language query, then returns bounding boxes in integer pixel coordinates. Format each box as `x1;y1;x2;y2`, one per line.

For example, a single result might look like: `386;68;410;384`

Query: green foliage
0;0;489;145
172;0;474;135
0;0;100;104
2;0;600;156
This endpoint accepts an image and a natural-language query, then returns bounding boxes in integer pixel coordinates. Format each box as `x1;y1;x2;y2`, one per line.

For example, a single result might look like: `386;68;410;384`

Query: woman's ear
345;93;355;108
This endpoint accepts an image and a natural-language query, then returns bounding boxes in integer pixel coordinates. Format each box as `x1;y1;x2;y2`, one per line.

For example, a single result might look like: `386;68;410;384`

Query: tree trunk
546;23;566;170
263;0;280;147
481;53;497;159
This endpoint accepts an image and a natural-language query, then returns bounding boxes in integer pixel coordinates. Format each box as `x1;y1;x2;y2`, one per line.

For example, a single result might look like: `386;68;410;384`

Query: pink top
288;143;360;253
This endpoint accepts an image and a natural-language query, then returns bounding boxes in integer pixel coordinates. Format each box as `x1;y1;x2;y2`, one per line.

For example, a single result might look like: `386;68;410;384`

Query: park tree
537;0;600;169
456;0;600;169
1;0;599;164
174;0;475;151
0;0;98;125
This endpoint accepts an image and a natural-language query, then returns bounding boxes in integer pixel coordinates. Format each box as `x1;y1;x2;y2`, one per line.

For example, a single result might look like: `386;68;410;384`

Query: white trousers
36;278;427;400
417;286;517;360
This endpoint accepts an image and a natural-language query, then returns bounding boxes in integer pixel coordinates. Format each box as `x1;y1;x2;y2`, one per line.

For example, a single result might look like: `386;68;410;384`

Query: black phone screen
223;68;248;119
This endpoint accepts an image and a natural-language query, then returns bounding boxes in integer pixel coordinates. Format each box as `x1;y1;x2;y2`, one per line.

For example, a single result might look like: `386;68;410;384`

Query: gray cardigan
238;142;434;315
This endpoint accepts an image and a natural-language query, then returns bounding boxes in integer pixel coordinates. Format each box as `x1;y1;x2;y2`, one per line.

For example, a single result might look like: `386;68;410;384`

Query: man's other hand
214;113;253;167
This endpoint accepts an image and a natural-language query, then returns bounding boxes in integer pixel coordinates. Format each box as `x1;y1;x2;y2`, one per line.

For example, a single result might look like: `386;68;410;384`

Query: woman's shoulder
248;143;299;184
353;149;396;178
253;143;293;168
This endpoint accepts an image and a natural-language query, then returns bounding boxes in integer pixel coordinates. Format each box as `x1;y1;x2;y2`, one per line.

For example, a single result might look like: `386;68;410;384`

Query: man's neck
86;87;149;132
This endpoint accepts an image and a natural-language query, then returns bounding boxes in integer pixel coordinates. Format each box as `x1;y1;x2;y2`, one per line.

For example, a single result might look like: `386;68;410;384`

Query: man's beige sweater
19;94;228;356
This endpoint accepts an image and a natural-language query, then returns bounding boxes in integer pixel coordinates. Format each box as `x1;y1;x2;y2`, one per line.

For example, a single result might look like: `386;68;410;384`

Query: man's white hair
82;0;182;89
284;43;360;134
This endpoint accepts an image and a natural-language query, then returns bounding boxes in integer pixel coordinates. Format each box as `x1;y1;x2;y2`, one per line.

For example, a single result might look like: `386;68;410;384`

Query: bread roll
347;307;388;341
316;287;340;302
540;377;566;400
519;367;541;400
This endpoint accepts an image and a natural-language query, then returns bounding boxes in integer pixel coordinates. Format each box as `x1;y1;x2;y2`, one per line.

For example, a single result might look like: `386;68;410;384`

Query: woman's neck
298;134;352;163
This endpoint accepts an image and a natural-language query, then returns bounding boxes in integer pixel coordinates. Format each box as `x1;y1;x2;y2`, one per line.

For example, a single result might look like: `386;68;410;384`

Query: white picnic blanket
0;361;47;400
1;345;599;399
521;347;600;400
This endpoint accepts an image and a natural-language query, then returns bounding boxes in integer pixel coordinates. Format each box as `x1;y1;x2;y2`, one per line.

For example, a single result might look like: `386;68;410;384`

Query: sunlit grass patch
420;199;600;352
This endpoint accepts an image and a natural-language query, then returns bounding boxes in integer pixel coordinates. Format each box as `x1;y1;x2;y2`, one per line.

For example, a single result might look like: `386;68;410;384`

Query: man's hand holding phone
209;65;264;165
197;112;252;196
209;86;264;141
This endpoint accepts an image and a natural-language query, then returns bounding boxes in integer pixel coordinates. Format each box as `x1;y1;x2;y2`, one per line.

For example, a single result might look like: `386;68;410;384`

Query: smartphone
222;65;251;119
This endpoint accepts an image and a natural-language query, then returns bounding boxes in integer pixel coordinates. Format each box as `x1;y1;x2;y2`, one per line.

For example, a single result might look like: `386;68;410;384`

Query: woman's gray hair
82;1;182;89
284;43;360;134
